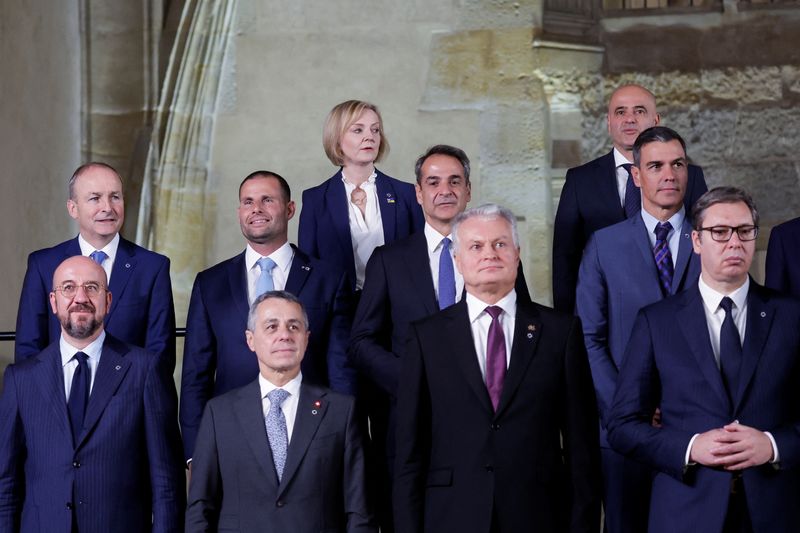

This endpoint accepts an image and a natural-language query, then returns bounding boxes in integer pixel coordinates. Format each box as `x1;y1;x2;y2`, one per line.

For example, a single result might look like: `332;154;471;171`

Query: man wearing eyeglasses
608;187;800;533
0;256;185;532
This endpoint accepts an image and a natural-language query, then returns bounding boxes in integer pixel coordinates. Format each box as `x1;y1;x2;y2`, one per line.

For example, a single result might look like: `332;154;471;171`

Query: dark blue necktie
653;222;674;296
68;352;90;445
438;237;456;310
622;164;640;218
719;297;743;405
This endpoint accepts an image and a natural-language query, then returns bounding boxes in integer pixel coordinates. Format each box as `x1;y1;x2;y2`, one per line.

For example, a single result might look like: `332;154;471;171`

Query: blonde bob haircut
322;100;390;166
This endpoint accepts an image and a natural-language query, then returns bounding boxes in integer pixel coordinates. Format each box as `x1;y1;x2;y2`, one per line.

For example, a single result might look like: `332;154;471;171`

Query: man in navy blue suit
608;187;800;533
765;216;800;298
15;162;176;369
180;170;355;462
0;256;184;532
577;126;702;533
553;84;708;314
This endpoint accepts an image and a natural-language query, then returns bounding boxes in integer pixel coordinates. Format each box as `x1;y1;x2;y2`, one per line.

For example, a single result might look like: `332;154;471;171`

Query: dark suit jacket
0;334;185;533
577;214;700;440
766;216;800;298
186;380;376;533
298;169;424;290
607;283;800;533
553;150;707;313
393;298;600;533
180;245;354;460
14;236;176;369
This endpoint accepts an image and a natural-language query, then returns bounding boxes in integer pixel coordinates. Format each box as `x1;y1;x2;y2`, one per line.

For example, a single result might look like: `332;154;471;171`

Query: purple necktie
653;221;674;296
485;306;507;411
622;164;639;218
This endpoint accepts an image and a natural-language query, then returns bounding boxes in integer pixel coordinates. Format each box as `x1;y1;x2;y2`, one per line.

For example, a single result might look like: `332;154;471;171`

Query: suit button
485;465;494;472
66;502;73;510
276;500;285;507
72;461;81;468
490;423;500;430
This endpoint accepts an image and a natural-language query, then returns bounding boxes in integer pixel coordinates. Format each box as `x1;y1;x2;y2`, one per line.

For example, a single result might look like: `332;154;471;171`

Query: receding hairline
608;84;657;110
69;162;123;199
52;256;109;290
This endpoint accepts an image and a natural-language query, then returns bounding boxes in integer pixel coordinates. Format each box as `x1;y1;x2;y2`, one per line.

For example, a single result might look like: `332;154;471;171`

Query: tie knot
74;351;89;364
90;250;108;265
485;306;503;320
720;296;735;315
257;257;277;273
441;237;451;250
267;388;290;407
621;163;633;177
654;221;673;240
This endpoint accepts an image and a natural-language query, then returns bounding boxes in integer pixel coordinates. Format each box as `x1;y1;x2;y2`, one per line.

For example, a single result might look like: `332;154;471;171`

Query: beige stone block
88;30;146;109
88;111;146;157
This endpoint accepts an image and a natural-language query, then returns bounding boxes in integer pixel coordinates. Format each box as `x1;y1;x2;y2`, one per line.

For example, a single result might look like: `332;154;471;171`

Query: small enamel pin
115;365;121;371
125;263;131;268
527;324;536;339
312;400;321;415
301;265;311;271
385;193;395;204
760;311;766;318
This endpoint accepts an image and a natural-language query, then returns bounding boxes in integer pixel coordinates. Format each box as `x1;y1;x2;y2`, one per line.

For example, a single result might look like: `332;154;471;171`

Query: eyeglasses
52;282;107;298
698;225;758;242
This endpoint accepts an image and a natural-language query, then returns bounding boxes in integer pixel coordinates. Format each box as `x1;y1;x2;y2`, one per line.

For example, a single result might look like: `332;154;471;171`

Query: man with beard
0;256;185;532
180;171;354;464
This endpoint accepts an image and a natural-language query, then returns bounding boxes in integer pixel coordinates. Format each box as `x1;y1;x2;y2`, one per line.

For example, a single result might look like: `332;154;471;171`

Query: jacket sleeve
144;256;177;373
552;168;584;314
14;252;51;362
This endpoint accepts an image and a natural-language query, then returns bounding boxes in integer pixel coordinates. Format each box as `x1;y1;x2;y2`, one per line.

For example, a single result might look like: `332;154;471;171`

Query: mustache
69;303;95;313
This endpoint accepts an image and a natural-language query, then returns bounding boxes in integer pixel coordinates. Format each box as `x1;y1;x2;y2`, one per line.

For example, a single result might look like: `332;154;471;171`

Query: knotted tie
622;164;640;218
89;250;108;265
256;257;277;297
653;221;674;296
265;388;290;480
719;297;743;405
485;306;507;411
438;237;456;309
68;352;90;445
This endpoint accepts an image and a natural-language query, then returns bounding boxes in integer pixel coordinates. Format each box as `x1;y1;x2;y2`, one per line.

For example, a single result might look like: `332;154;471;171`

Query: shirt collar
245;241;294;274
698;275;750;313
612;147;633;168
78;232;120;259
465;289;517;324
340;169;377;188
259;371;303;399
424;222;453;254
60;330;106;368
640;206;685;236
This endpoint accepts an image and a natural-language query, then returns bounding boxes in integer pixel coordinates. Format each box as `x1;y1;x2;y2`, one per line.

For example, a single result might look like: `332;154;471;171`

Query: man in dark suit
180;170;354;462
553;84;708;313
0;256;184;532
608;187;800;533
186;290;375;532
394;203;600;533
577;126;702;533
15;162;176;369
765;216;800;298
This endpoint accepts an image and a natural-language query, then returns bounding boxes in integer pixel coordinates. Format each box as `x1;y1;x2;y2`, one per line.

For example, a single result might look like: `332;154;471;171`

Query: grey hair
691;186;759;230
68;162;122;199
247;290;309;331
451;203;520;252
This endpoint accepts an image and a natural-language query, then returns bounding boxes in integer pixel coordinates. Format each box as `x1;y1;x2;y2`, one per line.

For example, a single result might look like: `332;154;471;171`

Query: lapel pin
760;311;766;318
115;365;121;371
385;193;395;204
125;263;131;268
301;265;311;271
526;333;533;339
312;400;321;415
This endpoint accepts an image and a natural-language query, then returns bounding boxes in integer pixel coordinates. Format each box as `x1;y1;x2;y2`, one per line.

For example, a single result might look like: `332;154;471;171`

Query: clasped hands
689;421;774;470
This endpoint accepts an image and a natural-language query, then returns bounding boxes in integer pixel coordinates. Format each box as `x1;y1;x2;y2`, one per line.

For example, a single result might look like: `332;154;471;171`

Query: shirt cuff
765;431;779;464
685;433;700;466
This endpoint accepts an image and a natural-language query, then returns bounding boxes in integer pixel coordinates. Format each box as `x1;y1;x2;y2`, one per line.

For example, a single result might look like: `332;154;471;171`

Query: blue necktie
68;352;90;446
438;237;456;310
719;297;743;406
653;222;674;296
90;250;108;265
622;164;640;218
265;388;290;481
256;257;276;297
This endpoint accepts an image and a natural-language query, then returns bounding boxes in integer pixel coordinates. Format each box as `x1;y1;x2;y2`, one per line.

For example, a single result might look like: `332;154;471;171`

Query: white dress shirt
613;148;634;207
465;290;517;379
259;372;303;442
341;171;384;290
61;330;106;399
424;223;465;304
245;241;294;304
78;232;120;284
640;206;686;266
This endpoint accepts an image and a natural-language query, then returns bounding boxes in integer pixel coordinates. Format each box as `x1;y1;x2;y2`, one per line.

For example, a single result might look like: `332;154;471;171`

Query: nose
73;284;91;302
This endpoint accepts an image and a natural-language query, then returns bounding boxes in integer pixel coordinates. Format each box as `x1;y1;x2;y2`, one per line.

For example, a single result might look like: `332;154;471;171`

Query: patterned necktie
265;388;290;481
256;257;277;297
653;221;674;296
484;306;507;411
68;351;90;445
90;250;108;265
438;237;456;310
719;297;743;405
622;164;640;218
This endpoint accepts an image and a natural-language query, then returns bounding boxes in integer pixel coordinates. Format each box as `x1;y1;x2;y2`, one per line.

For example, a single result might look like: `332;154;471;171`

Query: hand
689;428;730;466
651;407;662;428
689;423;773;469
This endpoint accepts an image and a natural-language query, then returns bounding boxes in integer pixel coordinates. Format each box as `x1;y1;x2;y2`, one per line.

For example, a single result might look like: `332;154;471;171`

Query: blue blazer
186;380;376;532
766;216;800;298
298;169;424;290
180;245;354;460
553;150;707;313
14;236;176;369
0;334;185;533
607;284;800;533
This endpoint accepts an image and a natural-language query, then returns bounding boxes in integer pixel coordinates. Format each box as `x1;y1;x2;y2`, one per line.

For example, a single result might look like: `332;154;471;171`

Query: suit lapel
226;252;251;323
671;219;695;294
448;302;494;414
285;246;312;295
407;232;438;315
327;173;354;255
598;151;625;221
677;288;731;412
278;384;328;496
77;337;132;448
734;284;773;413
107;239;135;319
376;171;398;242
234;380;279;485
495;301;542;417
630;216;662;291
64;237;82;259
32;344;72;443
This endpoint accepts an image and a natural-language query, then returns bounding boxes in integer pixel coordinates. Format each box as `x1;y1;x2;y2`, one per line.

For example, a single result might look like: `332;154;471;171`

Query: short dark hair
247;290;309;331
414;144;471;185
238;171;291;202
691;186;760;230
632;126;687;168
69;162;122;199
